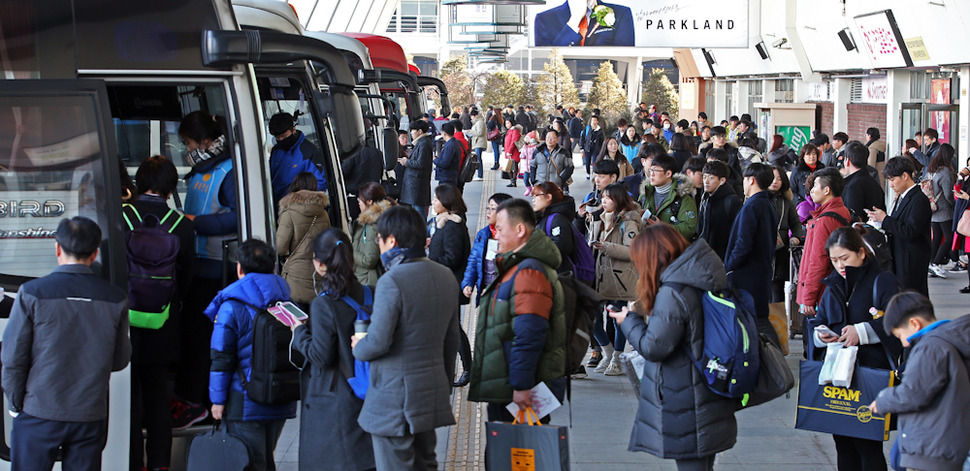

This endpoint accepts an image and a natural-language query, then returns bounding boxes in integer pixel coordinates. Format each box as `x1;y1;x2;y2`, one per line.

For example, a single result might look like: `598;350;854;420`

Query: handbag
957;209;970;237
795;341;898;441
920;179;939;212
186;422;254;471
485;408;570;471
487;127;501;141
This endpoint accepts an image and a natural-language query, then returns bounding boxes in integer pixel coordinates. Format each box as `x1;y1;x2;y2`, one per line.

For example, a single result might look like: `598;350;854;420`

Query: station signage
530;0;751;48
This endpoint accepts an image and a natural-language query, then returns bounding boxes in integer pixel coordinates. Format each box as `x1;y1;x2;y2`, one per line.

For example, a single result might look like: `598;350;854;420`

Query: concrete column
960;66;970;155
714;80;728;121
886;70;910;154
626;56;643;109
735;80;749;117
832;77;851;134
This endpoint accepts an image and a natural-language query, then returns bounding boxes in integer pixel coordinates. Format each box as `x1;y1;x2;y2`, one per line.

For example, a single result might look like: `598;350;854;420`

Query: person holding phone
588;183;641;375
290;229;375;470
812;226;902;471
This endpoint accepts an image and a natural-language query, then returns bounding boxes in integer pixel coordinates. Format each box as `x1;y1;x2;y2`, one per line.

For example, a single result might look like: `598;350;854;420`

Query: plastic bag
818;342;843;385
832;346;859;388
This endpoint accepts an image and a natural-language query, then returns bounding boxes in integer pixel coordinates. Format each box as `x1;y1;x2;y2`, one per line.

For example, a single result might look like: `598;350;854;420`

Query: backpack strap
159;208;185;233
122;203;142;230
223;297;281;389
332;286;374;390
819;211;850;227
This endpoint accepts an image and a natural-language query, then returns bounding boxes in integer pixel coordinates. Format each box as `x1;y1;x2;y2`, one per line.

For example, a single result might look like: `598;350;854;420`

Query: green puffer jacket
467;229;566;403
639;174;698;241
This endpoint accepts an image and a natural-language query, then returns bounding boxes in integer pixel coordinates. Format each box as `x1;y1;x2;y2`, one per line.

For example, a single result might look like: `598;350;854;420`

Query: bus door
0;79;127;466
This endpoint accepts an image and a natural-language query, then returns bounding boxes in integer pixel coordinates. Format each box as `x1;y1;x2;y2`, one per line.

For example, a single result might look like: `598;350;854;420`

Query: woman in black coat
427;183;473;386
789;143;824;206
398;121;433;217
532;181;579;275
610;224;737;471
812;227;902;471
768;164;804;302
291;229;376;471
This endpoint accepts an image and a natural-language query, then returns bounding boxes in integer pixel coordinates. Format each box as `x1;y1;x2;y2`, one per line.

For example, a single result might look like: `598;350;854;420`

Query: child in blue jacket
207;239;297;470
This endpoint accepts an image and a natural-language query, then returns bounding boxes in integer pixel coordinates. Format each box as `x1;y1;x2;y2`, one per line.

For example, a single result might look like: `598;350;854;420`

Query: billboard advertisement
530;0;750;48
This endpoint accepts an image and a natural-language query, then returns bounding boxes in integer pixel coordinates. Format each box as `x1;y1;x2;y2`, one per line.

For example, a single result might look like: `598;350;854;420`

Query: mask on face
663;124;671;130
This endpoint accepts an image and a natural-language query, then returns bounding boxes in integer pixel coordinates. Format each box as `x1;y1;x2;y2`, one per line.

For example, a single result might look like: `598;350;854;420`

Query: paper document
505;382;562;419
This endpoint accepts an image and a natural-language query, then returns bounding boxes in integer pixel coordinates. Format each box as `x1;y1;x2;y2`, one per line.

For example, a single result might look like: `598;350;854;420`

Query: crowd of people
3;99;969;471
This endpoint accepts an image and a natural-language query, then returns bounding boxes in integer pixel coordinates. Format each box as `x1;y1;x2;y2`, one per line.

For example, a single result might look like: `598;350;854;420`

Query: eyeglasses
531;193;547;198
647;168;667;175
486;206;498;212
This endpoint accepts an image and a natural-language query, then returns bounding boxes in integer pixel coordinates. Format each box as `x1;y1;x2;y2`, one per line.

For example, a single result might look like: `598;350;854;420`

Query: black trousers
833;434;886;471
11;413;107;471
931;221;954;265
176;276;220;404
131;363;173;469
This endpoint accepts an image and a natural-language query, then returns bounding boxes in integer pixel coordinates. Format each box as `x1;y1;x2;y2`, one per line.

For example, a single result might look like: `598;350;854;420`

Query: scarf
379;246;427;271
601;210;616;235
186;135;227;167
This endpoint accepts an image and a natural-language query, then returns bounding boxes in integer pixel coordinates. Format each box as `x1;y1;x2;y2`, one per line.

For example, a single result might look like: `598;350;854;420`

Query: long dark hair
312;228;356;297
534;181;565;203
603;183;636;213
596;137;620;162
669;133;690;152
825;226;873;260
770;164;791;195
927;143;955;175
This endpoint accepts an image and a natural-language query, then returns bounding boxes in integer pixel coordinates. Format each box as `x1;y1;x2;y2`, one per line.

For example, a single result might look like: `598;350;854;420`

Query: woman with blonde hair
608;225;737;471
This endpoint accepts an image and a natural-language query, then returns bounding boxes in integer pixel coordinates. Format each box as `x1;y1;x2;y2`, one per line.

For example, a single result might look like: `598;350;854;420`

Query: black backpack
123;204;183;329
225;298;304;404
559;273;602;373
458;139;478;183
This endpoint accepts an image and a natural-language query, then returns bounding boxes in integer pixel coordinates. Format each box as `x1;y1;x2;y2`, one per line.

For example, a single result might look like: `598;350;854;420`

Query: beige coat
277;190;330;305
589;209;641;300
352;199;393;286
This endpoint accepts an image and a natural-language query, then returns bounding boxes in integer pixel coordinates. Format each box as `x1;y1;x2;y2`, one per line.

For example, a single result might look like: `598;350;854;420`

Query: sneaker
171;398;209;430
603;360;623;376
950;263;967;273
961;285;970;294
569;365;588;379
593;357;610;373
586;351;602;367
930;264;948;279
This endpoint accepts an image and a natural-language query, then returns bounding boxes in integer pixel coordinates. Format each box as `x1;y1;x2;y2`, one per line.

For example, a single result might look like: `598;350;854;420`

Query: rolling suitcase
186;422;253;471
788;246;804;338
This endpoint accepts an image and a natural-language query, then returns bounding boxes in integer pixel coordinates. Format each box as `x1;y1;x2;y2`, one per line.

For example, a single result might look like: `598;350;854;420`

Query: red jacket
504;126;522;162
796;197;851;308
454;132;470;171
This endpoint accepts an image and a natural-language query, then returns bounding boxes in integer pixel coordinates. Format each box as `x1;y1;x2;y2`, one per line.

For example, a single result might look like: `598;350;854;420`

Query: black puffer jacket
428;212;472;304
537;196;579;275
400;134;433;207
619;240;737;459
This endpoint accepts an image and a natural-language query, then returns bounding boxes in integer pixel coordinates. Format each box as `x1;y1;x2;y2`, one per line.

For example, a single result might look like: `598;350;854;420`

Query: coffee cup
354;320;370;339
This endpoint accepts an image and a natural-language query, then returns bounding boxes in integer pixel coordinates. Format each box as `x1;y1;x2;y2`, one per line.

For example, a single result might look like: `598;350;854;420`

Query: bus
0;0;363;468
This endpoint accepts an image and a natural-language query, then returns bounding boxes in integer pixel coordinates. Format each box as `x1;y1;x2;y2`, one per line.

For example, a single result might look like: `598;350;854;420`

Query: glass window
0;90;114;286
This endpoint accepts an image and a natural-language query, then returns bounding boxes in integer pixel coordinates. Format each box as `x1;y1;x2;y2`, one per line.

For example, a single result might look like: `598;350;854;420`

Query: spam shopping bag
795;360;896;441
486;408;570;471
186;421;253;471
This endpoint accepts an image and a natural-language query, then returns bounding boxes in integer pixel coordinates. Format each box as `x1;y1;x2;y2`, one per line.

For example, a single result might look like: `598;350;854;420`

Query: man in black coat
724;163;780;346
841;141;885;219
697;160;742;260
398;120;434;218
865;157;932;296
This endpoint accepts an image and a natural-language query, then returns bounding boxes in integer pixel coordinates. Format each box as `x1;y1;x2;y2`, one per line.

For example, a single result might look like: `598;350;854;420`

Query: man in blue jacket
534;0;634;46
207;240;297;470
268;112;327;202
724;163;780;347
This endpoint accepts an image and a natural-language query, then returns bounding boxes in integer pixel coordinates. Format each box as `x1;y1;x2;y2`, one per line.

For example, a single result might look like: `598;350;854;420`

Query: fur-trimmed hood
434;211;464;229
278;190;329;217
639;173;697;202
357;199;393;225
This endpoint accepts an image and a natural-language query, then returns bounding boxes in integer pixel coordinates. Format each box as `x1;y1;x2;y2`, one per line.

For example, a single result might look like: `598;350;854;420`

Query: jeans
491;140;502;168
582;151;592;175
592;310;610;347
225;418;287;471
474;147;485;177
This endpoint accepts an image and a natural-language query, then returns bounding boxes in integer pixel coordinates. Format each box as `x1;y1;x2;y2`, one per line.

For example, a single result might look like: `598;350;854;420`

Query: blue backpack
544;216;595;284
671;284;761;405
339;286;373;400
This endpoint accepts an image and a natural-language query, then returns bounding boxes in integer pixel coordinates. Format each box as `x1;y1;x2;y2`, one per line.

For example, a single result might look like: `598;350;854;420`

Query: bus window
0;86;121;296
256;75;329;173
107;83;231;207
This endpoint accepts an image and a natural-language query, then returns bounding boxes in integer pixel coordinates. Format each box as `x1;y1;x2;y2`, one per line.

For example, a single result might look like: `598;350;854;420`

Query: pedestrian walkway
271;147;970;470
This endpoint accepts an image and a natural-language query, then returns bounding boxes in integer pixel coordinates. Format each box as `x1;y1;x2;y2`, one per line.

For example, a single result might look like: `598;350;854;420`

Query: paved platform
272;147;970;470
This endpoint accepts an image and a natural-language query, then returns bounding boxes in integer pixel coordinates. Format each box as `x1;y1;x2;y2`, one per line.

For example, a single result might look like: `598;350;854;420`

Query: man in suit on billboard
534;0;635;47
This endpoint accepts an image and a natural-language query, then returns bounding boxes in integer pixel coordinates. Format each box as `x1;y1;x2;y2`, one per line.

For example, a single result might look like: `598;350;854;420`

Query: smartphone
606;301;626;312
814;325;838;338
